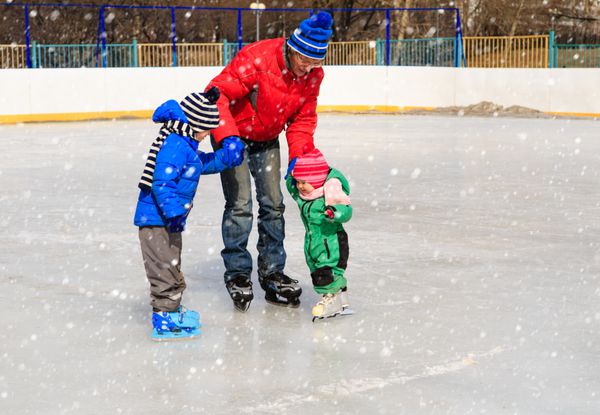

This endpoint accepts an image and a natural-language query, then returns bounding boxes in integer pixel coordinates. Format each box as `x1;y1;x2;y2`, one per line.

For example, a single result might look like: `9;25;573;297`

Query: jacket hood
326;168;350;196
151;99;198;151
152;100;189;124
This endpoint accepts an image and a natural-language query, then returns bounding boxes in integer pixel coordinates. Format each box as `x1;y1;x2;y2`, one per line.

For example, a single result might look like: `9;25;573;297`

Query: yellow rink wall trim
0;110;153;124
544;111;600;118
0;106;598;124
317;105;424;113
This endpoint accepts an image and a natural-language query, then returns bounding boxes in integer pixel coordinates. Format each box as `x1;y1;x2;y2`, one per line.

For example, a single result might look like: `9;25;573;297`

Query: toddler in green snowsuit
286;148;353;320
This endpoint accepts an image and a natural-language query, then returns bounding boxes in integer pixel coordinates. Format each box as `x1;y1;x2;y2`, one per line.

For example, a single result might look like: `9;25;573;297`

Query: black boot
226;275;254;312
259;271;302;308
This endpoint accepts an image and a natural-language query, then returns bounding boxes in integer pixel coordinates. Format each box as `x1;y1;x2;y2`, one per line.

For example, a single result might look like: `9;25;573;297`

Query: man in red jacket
208;11;333;312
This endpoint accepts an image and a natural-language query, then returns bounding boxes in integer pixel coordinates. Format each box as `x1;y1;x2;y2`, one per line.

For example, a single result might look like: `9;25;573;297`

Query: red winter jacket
208;38;323;160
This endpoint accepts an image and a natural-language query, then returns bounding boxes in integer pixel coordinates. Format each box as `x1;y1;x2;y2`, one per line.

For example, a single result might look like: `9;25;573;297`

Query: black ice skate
259;272;302;308
226;275;254;312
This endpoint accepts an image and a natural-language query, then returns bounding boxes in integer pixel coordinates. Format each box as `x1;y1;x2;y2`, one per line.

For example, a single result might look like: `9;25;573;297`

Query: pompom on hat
292;148;330;189
179;86;221;132
287;11;333;60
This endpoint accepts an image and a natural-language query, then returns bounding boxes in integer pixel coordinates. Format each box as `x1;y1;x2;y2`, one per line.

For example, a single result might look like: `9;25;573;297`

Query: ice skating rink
1;114;599;414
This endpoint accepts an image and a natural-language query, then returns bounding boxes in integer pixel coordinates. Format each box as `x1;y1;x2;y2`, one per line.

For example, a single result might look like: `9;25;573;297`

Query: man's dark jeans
213;138;286;283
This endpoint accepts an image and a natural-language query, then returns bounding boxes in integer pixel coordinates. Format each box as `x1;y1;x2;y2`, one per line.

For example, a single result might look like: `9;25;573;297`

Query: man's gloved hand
221;136;245;167
285;157;297;180
166;215;186;233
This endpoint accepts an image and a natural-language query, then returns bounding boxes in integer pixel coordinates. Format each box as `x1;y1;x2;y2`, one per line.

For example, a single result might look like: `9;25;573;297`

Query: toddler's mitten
324;206;335;220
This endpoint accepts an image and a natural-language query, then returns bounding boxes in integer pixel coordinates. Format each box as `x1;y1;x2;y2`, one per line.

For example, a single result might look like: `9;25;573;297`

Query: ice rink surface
1;114;599;414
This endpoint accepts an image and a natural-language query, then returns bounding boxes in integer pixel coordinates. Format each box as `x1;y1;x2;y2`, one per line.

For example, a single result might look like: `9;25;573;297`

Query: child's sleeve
325;203;352;224
197;149;228;175
285;175;299;200
208;47;258;143
152;136;188;219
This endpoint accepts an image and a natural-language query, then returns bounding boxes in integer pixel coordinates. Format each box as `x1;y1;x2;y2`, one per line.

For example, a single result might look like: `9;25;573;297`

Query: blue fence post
95;8;101;67
24;5;32;68
96;6;107;67
101;7;107;67
454;8;463;67
170;7;177;67
237;9;243;50
385;9;390;66
132;39;138;67
548;30;555;68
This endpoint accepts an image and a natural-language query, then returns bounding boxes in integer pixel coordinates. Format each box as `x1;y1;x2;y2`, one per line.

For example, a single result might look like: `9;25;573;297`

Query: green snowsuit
286;168;352;294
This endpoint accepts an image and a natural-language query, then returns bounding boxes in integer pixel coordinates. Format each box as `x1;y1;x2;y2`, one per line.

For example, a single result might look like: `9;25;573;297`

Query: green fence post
132;39;138;67
31;41;37;68
223;39;228;65
548;30;555;68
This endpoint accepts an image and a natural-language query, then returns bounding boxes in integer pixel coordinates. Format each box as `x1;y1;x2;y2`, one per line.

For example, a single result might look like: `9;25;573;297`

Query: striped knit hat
287;11;333;60
179;86;220;132
292;148;330;189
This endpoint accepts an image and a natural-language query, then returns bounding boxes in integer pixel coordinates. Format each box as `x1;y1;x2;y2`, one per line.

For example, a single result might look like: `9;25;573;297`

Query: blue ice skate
151;310;201;342
176;305;201;329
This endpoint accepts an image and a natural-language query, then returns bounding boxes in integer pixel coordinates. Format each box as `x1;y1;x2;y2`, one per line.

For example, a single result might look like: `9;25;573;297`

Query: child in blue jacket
134;87;245;341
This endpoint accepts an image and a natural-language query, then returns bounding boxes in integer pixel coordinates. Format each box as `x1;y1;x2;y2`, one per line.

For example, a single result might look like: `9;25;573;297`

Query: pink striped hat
292;148;330;188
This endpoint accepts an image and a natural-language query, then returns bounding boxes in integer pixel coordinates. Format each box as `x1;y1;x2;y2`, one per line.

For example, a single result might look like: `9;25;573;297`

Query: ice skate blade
265;292;300;308
151;328;202;342
233;300;251;313
312;308;355;323
266;298;301;308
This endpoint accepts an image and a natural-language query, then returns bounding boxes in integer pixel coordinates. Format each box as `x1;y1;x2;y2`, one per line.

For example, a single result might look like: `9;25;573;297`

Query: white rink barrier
1;66;599;123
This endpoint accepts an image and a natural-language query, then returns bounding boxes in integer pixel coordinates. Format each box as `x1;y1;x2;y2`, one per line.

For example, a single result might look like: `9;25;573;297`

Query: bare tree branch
550;11;600;22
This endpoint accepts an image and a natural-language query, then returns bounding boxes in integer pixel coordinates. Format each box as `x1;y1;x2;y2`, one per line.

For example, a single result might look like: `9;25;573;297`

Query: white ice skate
312;290;354;322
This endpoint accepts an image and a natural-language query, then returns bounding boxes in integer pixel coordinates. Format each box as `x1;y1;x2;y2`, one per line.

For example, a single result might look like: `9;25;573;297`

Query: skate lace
231;275;252;288
272;272;298;284
318;293;336;306
264;272;298;284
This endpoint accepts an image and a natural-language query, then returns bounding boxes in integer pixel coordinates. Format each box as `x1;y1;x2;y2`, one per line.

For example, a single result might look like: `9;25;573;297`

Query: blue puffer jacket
133;100;227;229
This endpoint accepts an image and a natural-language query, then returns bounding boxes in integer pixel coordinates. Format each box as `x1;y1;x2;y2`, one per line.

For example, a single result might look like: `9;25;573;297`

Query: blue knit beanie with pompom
287;11;333;60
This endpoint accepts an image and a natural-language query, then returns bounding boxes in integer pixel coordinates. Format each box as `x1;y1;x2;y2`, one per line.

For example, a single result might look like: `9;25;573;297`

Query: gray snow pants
139;226;185;312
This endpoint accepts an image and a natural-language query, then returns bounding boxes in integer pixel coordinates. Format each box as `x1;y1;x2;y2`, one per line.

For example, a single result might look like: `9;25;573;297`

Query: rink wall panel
0;66;599;123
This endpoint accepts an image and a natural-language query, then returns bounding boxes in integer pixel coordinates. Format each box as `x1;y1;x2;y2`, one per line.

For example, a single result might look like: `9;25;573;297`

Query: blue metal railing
30;42;136;68
376;38;456;66
553;44;600;68
21;39;458;68
223;40;249;65
548;31;600;69
0;3;465;69
7;38;600;69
